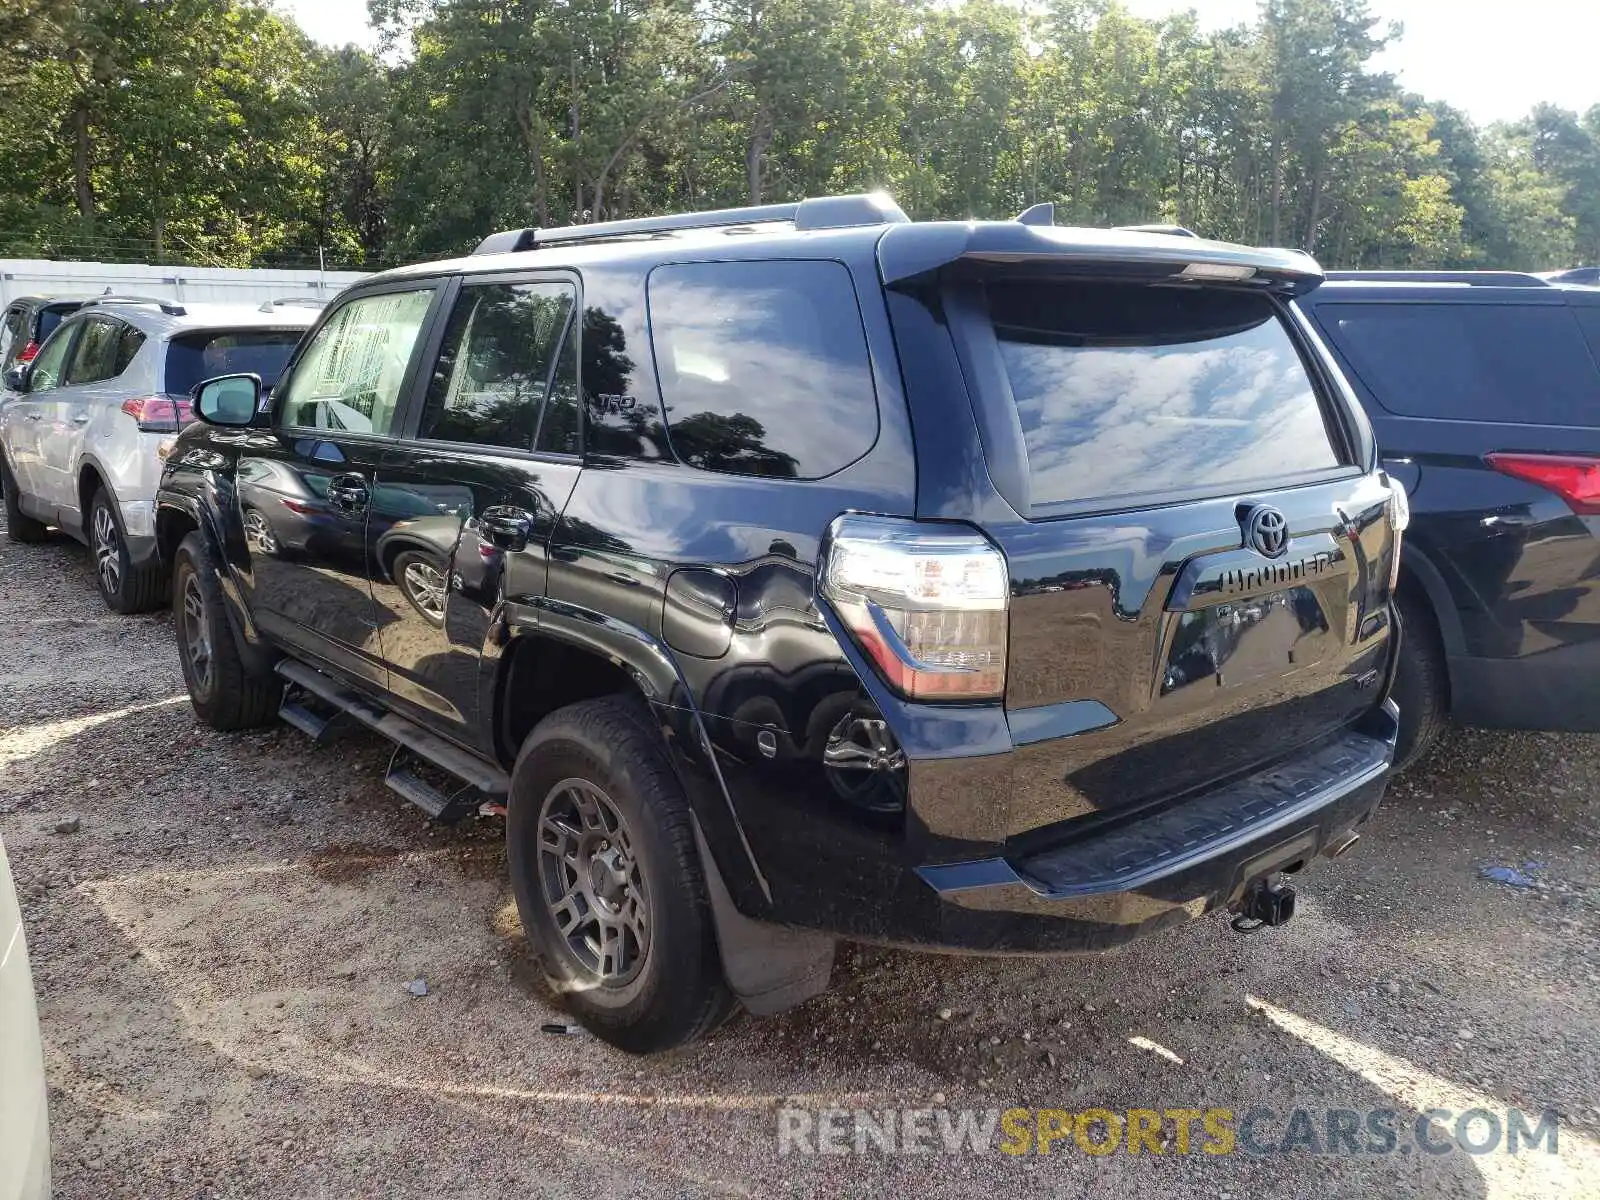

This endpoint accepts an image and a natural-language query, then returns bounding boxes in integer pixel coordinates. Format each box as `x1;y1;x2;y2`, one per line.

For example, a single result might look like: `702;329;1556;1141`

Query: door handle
480;506;534;552
24;412;40;422
326;473;370;513
72;414;90;425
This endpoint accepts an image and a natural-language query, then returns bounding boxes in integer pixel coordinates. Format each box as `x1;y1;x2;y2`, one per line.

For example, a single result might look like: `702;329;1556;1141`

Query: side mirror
3;364;29;393
193;373;262;427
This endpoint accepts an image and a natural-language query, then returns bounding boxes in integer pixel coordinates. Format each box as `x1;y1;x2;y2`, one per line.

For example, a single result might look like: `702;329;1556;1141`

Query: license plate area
1160;531;1352;697
1161;585;1339;694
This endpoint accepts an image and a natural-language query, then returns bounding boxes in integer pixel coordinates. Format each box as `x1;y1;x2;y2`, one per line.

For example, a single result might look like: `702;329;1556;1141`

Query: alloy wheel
92;504;121;596
243;509;278;555
401;557;448;623
535;778;650;984
181;574;213;694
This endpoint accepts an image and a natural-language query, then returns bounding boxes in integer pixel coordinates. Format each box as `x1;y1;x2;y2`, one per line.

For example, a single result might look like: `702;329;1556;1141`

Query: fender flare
157;494;277;677
1396;543;1465;660
520;595;773;909
0;437;23;493
73;451;113;511
72;452;135;544
518;597;834;1013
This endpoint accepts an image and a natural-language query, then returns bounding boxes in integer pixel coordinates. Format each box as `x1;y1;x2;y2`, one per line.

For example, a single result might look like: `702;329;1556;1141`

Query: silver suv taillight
819;515;1008;701
1385;477;1410;591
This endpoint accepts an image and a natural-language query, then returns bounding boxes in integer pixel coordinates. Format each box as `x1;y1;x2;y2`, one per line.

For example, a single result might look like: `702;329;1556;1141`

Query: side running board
275;660;510;821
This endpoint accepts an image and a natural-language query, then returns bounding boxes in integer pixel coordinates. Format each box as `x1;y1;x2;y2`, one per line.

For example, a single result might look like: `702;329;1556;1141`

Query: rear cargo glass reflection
990;282;1342;508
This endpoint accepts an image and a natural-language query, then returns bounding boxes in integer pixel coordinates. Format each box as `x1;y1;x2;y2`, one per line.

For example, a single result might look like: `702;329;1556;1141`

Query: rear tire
506;696;733;1054
90;487;167;614
1;457;48;544
173;531;280;730
1391;587;1448;773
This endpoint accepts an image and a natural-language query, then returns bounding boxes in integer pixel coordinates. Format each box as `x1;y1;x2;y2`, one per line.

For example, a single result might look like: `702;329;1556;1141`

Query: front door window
26;326;75;392
278;290;434;435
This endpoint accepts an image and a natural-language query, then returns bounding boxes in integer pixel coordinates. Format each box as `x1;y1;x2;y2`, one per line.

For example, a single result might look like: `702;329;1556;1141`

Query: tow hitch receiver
1230;879;1297;933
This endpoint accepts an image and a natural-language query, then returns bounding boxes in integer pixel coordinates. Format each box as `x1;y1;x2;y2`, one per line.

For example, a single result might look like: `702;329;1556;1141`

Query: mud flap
691;819;834;1016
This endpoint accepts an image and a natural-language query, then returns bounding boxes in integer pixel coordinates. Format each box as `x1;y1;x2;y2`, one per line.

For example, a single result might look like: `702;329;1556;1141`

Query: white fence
0;259;370;308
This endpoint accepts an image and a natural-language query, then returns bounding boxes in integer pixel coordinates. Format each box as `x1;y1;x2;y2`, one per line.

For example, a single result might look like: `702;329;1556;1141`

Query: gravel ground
2;513;1598;1199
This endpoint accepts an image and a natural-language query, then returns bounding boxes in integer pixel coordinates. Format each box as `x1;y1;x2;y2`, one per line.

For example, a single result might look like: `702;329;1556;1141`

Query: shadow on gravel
22;699;1591;1196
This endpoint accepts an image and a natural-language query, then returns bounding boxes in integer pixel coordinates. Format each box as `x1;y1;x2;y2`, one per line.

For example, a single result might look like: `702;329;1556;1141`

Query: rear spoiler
877;222;1324;295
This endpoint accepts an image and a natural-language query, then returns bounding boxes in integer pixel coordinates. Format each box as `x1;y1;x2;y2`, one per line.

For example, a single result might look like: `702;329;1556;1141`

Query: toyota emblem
1244;505;1289;559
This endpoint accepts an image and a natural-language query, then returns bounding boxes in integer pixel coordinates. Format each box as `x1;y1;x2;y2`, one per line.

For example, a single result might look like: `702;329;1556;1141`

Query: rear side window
419;281;575;451
166;329;305;398
66;318;123;384
1320;302;1599;425
537;318;581;455
114;325;146;375
648;260;878;479
990;282;1342;508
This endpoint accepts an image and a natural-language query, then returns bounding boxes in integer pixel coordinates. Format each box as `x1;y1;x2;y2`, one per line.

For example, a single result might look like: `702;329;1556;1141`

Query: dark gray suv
0;296;84;373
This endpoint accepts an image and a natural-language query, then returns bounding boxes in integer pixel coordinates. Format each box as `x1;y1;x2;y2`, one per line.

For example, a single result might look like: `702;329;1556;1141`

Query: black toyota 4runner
156;194;1405;1052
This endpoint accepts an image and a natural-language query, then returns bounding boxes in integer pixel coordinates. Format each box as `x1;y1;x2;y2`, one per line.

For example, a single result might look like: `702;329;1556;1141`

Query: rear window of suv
165;329;304;397
1318;302;1600;426
647;259;878;479
989;281;1343;509
37;305;75;342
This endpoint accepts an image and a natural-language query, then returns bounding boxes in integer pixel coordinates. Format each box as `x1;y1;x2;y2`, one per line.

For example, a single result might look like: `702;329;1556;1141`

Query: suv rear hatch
162;327;307;400
882;225;1400;843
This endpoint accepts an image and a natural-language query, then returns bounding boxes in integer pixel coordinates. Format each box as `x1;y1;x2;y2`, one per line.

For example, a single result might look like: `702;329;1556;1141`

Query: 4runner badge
1220;550;1336;596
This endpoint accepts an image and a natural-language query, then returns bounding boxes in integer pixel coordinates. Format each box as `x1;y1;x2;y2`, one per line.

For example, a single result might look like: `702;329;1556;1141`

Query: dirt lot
2;515;1598;1200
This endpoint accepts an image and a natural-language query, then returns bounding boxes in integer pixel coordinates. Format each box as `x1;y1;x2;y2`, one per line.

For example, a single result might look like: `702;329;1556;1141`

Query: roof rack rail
259;297;326;312
82;292;187;316
473;191;910;256
1325;270;1551;287
1542;266;1600;286
1115;223;1198;238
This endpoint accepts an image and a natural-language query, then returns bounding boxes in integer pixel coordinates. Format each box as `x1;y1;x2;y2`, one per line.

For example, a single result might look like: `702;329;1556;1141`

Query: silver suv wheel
92;503;121;596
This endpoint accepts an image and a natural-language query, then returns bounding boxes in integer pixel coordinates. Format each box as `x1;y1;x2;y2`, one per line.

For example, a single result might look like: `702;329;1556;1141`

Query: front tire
1;456;48;544
90;487;167;614
173;531;280;730
506;697;733;1053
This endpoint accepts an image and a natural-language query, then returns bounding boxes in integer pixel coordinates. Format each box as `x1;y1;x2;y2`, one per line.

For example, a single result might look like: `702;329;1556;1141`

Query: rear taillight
1386;477;1410;591
120;395;193;433
820;515;1008;702
17;340;39;364
1485;452;1600;516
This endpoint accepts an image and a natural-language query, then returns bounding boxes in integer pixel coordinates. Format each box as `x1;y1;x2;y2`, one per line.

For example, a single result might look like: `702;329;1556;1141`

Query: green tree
1479;124;1578;269
0;0;335;265
4;0;1597;272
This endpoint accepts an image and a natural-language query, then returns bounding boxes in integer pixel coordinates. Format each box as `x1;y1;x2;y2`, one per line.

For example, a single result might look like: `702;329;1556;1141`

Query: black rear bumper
901;700;1398;953
1449;640;1600;733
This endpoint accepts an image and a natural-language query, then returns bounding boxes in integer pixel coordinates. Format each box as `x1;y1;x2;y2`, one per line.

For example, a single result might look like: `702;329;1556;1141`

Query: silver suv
0;297;316;612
